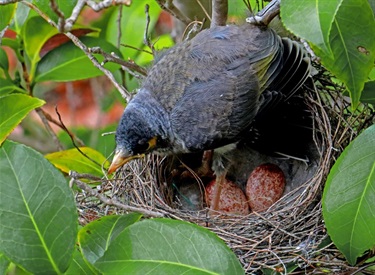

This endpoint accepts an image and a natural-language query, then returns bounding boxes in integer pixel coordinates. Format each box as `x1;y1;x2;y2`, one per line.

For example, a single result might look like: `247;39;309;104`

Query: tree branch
210;0;228;27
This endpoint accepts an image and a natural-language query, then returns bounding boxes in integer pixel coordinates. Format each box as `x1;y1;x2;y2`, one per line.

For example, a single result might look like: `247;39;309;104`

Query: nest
75;65;374;274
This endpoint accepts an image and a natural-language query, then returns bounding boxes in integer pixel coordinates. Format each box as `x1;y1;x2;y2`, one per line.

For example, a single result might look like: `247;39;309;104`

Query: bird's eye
136;140;149;153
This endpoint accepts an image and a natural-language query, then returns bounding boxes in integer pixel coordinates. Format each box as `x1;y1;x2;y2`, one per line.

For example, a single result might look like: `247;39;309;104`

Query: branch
50;0;65;32
155;0;192;25
143;4;155;54
210;0;228;27
86;0;131;11
70;171;165;218
35;108;65;151
90;47;147;78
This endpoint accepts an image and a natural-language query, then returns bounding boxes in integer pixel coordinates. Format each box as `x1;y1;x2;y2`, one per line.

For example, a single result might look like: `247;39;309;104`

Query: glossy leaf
0;78;26;96
65;248;99;275
23;16;59;81
35;36;122;82
361;81;375;105
0;140;78;274
0;3;17;31
323;124;375;265
79;214;142;264
94;218;244;275
281;0;338;55
0;47;9;73
13;2;31;33
0;253;10;275
0;94;45;145
282;0;375;109
45;147;110;177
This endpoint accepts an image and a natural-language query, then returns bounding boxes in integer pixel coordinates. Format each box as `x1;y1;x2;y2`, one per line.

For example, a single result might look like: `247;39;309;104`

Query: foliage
323;124;375;265
0;0;374;273
281;0;375;266
0;141;244;274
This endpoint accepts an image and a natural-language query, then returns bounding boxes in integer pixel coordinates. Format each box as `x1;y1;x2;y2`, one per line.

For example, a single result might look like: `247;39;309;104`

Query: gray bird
108;23;310;210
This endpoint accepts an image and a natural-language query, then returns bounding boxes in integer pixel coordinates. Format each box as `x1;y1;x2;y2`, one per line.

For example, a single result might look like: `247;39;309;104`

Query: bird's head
108;98;168;174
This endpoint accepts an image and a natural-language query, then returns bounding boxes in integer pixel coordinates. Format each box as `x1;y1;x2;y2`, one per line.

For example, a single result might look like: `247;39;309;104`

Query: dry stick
50;0;65;32
195;0;212;22
90;47;147;77
155;0;192;25
210;0;228;27
54;106;104;167
143;4;155;55
0;0;19;4
65;0;86;31
70;171;165;217
86;0;131;11
116;4;123;49
35;108;65;151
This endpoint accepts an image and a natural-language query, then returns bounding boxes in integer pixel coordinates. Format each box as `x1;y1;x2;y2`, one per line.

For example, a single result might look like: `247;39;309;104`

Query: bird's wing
170;57;260;152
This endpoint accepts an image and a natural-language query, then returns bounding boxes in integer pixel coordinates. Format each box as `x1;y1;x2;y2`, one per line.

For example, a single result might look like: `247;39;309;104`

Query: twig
65;0;85;31
155;0;192;25
143;4;155;54
86;0;131;11
50;0;66;32
116;4;123;49
90;46;147;78
210;0;228;27
195;0;211;22
121;44;153;55
35;108;64;151
0;0;19;4
54;105;103;168
70;171;165;217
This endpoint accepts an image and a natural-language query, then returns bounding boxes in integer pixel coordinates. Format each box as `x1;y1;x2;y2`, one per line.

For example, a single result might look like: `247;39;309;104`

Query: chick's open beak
108;148;143;174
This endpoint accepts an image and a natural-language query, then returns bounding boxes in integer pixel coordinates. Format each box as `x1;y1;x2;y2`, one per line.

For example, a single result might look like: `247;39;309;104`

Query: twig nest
246;163;286;212
205;178;250;215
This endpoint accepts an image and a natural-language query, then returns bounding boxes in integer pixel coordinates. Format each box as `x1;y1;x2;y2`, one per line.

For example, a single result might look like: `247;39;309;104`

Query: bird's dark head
108;92;169;174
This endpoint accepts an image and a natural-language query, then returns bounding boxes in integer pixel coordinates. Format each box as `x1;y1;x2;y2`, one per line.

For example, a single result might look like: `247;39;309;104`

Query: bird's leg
197;150;213;177
246;0;280;26
210;171;226;211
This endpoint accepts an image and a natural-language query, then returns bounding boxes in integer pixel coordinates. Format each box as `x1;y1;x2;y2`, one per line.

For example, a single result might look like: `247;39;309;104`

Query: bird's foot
209;173;226;213
246;0;280;26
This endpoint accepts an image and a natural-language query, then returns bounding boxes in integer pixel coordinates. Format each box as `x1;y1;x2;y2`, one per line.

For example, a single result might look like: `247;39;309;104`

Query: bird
108;22;311;211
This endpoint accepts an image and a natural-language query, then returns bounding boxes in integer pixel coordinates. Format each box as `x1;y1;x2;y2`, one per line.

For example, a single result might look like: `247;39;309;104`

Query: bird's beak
108;148;144;174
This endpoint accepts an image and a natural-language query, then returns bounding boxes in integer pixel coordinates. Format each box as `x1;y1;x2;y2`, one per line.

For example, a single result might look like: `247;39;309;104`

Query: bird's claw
246;0;280;26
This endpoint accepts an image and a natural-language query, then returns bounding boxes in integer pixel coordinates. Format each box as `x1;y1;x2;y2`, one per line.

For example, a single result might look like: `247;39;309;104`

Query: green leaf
0;3;17;31
105;1;161;60
79;214;142;264
313;0;375;109
65;248;99;275
282;0;375;109
0;253;10;275
23;16;59;81
45;147;110;177
32;0;77;23
323;124;375;265
0;47;9;73
35;36;122;82
281;0;339;56
0;78;26;96
0;140;78;274
0;94;45;145
361;80;375;104
13;1;31;33
94;218;244;275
